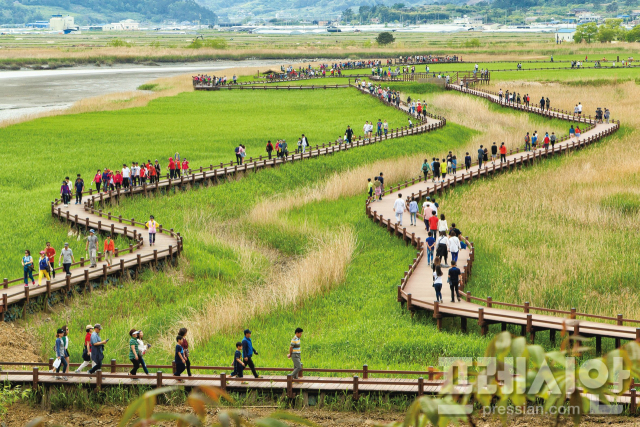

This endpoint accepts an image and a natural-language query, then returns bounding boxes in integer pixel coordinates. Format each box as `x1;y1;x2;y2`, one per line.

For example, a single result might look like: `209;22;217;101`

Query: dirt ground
0;321;41;363
6;402;640;427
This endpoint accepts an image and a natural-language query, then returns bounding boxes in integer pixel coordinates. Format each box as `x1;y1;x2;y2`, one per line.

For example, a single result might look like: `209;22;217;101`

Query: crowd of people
23;215;159;285
192;74;237;86
497;89;551;111
51;325;305;383
397;55;460;63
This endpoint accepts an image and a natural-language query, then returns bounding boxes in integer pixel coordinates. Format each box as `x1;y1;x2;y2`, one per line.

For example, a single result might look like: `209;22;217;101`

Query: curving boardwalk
369;84;634;350
0;85;445;321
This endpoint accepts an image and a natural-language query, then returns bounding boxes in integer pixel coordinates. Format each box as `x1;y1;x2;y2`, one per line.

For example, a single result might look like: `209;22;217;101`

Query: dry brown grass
159;228;356;350
440;80;640;318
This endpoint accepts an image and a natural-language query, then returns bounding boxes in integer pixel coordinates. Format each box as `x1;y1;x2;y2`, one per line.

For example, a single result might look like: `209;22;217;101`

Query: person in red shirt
428;211;439;236
139;164;146;185
182;159;189;175
168;157;176;179
45;242;56;279
114;171;123;190
104;235;115;268
499;142;507;163
543;133;550;150
75;325;94;373
149;163;157;184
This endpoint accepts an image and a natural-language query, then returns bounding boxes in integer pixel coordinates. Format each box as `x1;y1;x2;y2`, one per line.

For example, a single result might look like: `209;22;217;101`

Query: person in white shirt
122;164;131;189
448;231;461;264
438;213;448;235
578;102;583;116
393;194;406;226
132;163;139;187
301;134;308;154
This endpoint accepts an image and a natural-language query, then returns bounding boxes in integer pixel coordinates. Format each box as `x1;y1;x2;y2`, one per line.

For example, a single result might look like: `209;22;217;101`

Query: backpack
422;163;430;172
235;147;239;154
525;135;530;143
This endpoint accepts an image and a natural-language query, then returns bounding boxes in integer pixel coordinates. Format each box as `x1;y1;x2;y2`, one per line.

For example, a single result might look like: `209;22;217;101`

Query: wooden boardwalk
370;84;631;348
0;84;445;320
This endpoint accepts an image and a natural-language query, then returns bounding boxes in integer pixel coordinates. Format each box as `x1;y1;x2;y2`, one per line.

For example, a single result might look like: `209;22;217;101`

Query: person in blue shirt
242;329;262;378
174;335;187;381
425;231;436;265
409;200;419;226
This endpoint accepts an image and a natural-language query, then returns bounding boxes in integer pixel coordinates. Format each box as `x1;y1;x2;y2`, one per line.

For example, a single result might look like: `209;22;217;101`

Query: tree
627;24;640;41
573;21;598;42
598;18;626;41
606;1;619;11
376;31;395;45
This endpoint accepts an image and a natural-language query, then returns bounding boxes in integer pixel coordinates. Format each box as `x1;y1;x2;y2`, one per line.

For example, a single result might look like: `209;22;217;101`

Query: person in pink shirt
182;159;189;175
114;171;123;190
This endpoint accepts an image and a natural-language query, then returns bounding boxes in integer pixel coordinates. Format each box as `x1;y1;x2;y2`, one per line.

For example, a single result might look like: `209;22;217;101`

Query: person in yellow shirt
145;215;158;246
367;178;374;202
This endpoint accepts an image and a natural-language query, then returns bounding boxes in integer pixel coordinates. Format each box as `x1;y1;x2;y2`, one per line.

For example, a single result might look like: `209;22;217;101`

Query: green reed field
11;67;635;372
0;88;407;278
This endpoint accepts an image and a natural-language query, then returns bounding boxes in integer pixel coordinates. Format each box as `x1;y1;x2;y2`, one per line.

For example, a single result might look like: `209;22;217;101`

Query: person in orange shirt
499;142;507;163
149;163;157;184
104;235;115;268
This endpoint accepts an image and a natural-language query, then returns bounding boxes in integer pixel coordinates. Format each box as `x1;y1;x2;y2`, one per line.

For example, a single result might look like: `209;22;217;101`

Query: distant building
103;19;140;31
49;15;76;31
556;28;576;42
26;21;49;28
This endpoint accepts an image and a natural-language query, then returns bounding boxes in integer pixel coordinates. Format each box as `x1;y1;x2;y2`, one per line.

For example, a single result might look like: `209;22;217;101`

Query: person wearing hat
88;324;108;374
241;329;262;379
37;251;51;286
54;328;68;380
129;329;142;378
145;215;158;247
76;325;94;373
58;242;75;276
85;229;98;268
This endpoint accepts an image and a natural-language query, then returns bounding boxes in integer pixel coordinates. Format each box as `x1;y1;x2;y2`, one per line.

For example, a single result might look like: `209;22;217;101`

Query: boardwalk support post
631;389;637;415
418;377;424;396
353;376;359;400
157;371;163;388
220;373;227;392
33;367;39;388
287;374;293;398
478;308;487;336
96;370;103;390
363;364;368;380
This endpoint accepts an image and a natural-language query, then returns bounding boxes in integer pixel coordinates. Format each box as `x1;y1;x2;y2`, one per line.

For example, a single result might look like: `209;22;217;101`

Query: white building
556;28;576;42
103;19;140;31
49;14;75;31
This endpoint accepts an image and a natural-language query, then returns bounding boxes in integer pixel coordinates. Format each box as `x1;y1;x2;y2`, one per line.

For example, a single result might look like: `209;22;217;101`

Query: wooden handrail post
352;375;359;400
363;364;368;380
156;370;163;387
418;377;424;396
220;372;227;392
96;369;103;390
111;359;117;373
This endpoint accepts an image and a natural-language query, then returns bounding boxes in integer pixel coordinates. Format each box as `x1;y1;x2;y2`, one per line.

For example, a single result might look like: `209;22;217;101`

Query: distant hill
1;0;217;25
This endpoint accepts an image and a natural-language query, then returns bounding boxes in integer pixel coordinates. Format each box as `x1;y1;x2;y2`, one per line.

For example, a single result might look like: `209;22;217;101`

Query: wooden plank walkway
0;84;446;319
369;83;634;345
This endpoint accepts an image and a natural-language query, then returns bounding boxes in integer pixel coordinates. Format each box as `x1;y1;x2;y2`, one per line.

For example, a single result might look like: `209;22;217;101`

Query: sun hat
90;229;95;233
64;242;69;246
94;323;102;330
39;251;45;255
86;324;94;330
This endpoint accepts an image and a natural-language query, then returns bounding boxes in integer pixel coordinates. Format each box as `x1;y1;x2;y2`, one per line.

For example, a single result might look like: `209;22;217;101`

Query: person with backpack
37;251;50;286
524;132;531;151
436;231;449;267
421;159;431;181
550;132;557;151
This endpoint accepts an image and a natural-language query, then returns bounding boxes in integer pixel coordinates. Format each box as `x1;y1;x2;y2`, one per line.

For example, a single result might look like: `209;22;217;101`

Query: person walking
60;180;71;207
491;142;498;164
499;142;507;163
477;145;484;169
146;215;158;247
575;126;581;140
448;230;461;264
231;342;245;380
137;331;151;375
409;199;418;226
178;328;192;377
61;325;70;375
37;251;50;286
550;132;556;151
378;173;384;199
464;153;471;170
44;242;56;279
128;329;141;379
438;214;448;236
93;170;102;193
74;174;84;205
58;243;74;276
88;324;108;374
432;158;440;183
393;194;406;226
242;329;262;379
266;140;274;160
428;211;439;237
373;177;381;201
432;265;443;303
75;325;94;373
436;231;449;267
448;261;462;303
54;328;68;380
426;231;436;265
524;132;531;151
22;250;35;287
174;336;187;382
345;126;354;144
421;159;431;181
288;327;303;379
103;235;114;268
85;229;98;268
